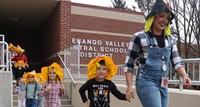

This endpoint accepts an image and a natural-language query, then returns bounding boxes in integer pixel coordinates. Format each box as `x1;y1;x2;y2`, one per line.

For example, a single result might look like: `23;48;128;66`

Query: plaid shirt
124;30;184;73
40;81;66;107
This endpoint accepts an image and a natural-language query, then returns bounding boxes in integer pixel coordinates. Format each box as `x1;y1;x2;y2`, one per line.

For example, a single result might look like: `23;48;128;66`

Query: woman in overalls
124;0;191;107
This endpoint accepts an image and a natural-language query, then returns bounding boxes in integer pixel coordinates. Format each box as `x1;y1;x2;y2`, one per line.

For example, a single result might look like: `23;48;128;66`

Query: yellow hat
36;73;45;84
41;66;48;82
8;43;16;51
23;70;38;84
41;62;64;82
14;60;26;68
87;56;118;80
15;45;25;53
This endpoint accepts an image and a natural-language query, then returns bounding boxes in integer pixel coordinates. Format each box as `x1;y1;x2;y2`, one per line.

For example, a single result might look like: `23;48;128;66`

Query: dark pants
26;99;38;107
14;67;28;80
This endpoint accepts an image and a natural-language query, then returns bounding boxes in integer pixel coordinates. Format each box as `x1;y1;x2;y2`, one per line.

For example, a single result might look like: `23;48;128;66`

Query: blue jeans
26;99;38;107
136;69;169;107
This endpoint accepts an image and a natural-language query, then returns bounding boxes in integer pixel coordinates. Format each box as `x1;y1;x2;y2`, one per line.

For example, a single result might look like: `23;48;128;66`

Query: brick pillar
60;0;71;50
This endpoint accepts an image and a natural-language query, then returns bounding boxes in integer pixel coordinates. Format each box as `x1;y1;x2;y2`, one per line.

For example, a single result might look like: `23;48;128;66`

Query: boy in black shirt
79;56;131;107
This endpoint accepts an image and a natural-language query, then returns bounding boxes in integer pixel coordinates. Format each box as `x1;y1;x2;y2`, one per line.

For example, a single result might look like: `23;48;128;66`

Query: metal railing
0;34;13;107
66;59;200;91
0;34;10;72
57;52;77;85
44;42;200;91
169;58;200;90
59;41;200;91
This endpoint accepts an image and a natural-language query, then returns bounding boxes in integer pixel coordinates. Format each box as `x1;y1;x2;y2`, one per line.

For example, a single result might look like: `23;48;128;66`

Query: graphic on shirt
93;84;109;107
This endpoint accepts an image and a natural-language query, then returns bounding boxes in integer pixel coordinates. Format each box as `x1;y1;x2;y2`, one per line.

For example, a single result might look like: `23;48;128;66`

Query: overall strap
33;83;37;99
25;84;28;99
25;83;37;99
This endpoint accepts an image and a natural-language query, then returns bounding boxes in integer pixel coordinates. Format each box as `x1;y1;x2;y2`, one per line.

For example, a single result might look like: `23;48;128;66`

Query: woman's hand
85;100;90;107
125;92;132;102
183;75;191;87
126;86;134;99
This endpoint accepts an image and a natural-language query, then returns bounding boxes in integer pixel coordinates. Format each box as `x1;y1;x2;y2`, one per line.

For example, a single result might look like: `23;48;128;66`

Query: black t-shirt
79;78;126;107
149;32;165;47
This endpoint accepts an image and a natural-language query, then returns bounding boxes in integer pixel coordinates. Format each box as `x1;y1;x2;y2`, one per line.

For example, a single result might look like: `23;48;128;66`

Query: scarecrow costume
12;45;29;80
41;62;64;82
39;62;66;107
20;70;42;107
79;56;128;107
9;43;17;76
124;0;187;107
87;55;118;80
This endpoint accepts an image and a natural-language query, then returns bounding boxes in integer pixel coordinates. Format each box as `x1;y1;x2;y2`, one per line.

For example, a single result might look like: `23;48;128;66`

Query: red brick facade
42;1;144;65
2;1;144;70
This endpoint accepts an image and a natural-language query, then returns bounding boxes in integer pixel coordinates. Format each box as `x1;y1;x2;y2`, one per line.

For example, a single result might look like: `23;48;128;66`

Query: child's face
28;75;35;82
48;69;57;81
96;65;107;80
9;48;15;53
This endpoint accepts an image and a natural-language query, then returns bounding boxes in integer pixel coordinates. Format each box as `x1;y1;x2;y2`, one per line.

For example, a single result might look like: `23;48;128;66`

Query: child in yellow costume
23;70;45;107
8;43;17;60
79;55;131;107
39;62;65;107
20;70;42;107
12;45;29;80
14;60;26;69
9;43;18;77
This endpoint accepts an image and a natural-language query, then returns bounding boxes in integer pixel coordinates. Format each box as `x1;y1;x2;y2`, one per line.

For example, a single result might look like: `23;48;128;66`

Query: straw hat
41;62;64;82
14;60;26;68
8;43;16;51
36;73;45;84
41;66;48;82
15;45;25;53
23;70;38;84
87;55;118;80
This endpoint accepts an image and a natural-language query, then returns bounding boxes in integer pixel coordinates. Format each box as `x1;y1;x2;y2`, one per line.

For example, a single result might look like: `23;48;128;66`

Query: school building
0;0;144;71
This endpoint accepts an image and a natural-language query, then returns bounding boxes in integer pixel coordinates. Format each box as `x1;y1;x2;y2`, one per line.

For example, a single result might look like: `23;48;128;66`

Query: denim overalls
136;34;172;107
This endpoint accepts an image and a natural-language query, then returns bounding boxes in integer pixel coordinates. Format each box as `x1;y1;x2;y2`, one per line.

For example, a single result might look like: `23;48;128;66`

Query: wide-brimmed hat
41;62;64;82
23;70;38;83
146;0;175;21
87;55;118;80
8;43;16;51
14;60;26;68
15;45;25;53
36;73;45;84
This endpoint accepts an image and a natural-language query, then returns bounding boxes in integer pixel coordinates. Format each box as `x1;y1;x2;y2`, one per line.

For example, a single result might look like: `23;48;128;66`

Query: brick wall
70;14;143;34
68;3;144;64
60;0;71;49
42;1;144;65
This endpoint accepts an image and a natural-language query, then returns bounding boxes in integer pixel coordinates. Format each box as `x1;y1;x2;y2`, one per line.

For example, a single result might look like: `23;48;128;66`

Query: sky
71;0;138;9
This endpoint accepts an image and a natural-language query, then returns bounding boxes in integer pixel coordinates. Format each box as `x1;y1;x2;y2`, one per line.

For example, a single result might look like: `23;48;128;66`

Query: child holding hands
39;62;66;107
79;56;131;107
